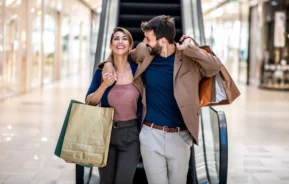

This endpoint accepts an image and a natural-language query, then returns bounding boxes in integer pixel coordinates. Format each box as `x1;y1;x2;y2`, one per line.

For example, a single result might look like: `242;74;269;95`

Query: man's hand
179;35;192;42
176;35;196;51
103;62;117;80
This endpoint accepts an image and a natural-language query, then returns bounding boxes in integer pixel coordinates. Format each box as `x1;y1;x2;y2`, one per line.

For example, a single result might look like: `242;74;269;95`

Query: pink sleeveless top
108;83;139;121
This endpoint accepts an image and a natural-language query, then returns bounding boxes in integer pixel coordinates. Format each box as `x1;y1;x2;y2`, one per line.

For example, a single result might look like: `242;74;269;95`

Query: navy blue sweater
143;53;185;127
85;60;142;125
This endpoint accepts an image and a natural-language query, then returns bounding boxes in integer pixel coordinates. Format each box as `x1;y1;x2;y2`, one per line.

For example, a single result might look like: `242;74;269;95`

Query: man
103;15;222;184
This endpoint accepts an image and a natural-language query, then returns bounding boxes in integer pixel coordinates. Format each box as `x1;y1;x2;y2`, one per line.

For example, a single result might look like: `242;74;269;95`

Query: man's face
143;30;162;56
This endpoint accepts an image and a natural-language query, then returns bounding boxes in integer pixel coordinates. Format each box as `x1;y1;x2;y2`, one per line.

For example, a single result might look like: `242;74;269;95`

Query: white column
55;11;62;80
24;0;32;92
40;0;45;85
79;21;83;72
0;0;5;91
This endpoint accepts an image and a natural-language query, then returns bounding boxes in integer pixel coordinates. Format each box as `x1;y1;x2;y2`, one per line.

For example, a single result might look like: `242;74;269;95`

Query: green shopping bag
54;99;83;157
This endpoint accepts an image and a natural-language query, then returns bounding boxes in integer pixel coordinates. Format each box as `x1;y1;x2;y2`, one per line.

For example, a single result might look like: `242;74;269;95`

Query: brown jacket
129;42;223;144
105;42;226;144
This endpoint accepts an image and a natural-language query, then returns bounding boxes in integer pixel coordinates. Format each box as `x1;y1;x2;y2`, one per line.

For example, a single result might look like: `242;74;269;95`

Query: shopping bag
194;42;240;106
61;102;114;167
200;73;227;106
214;73;227;103
199;74;214;107
54;99;114;167
54;99;83;157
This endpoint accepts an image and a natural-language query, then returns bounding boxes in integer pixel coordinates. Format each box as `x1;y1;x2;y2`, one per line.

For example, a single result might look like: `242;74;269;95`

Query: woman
85;27;141;184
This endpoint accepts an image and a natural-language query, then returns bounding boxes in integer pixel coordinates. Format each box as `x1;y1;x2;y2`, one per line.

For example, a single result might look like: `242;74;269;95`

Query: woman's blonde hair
110;27;134;47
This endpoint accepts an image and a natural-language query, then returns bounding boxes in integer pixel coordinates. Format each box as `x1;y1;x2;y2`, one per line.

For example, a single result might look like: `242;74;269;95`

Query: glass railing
192;106;228;184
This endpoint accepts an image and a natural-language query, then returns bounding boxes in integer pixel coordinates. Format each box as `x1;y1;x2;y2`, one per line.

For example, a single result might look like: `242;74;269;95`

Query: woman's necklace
115;62;131;79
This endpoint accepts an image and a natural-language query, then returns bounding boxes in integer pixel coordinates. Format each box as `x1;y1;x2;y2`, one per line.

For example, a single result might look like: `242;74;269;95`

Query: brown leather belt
143;121;187;132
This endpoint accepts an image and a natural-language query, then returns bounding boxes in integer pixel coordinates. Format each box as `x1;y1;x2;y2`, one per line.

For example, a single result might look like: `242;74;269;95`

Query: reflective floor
1;71;289;184
215;84;289;184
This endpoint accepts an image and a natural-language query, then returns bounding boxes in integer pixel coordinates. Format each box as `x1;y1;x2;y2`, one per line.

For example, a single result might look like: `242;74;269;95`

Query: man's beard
147;43;162;56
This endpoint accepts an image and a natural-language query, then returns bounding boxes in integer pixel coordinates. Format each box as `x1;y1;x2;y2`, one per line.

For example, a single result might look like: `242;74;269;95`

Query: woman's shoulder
93;68;102;78
128;58;137;67
128;59;138;72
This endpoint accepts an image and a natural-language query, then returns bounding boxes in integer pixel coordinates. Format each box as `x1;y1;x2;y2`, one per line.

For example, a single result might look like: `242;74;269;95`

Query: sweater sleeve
182;43;222;77
85;69;102;101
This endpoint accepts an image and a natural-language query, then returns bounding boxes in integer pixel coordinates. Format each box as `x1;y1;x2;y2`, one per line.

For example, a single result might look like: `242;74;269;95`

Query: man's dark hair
141;15;176;44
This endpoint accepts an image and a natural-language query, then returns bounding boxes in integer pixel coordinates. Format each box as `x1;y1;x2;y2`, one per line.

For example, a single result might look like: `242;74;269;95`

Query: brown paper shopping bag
60;102;114;167
196;43;240;107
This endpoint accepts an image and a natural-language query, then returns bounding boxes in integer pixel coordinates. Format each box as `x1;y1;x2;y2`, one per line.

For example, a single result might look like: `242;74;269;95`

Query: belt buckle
113;122;118;129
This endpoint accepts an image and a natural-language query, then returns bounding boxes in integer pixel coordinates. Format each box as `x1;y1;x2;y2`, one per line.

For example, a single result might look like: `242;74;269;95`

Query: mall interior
0;0;289;183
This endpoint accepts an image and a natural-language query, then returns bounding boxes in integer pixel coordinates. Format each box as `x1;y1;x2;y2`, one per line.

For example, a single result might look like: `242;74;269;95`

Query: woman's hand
103;62;117;80
101;73;116;87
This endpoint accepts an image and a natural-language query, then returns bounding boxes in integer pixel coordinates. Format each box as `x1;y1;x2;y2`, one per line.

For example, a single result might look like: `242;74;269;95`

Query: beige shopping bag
60;102;114;167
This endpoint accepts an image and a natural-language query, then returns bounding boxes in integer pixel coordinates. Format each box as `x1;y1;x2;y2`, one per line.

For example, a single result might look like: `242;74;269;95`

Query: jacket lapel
174;50;183;81
134;54;154;79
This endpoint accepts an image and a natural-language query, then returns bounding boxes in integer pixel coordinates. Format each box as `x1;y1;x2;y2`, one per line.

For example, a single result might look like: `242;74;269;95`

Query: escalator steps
118;0;183;48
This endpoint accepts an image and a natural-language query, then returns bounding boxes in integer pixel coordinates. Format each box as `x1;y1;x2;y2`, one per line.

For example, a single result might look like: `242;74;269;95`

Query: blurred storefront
201;0;250;84
254;0;289;90
201;0;289;90
0;0;102;99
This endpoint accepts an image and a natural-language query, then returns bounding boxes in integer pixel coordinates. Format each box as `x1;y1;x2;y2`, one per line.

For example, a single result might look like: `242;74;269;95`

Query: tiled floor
0;72;90;184
214;84;289;184
1;71;289;184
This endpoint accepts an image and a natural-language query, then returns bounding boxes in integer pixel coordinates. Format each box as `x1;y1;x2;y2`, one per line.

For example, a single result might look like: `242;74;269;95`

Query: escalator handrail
217;110;228;184
210;107;228;184
93;0;111;73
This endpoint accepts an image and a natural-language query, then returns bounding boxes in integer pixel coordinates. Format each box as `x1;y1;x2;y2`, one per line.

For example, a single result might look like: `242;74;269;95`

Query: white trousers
139;124;193;184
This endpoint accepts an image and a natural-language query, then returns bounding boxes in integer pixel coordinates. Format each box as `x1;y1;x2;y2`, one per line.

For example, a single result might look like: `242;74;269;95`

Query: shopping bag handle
85;95;93;105
190;38;200;47
85;95;101;107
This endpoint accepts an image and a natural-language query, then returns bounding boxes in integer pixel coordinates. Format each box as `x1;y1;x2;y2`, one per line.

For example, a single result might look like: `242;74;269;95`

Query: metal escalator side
198;107;228;184
92;0;119;73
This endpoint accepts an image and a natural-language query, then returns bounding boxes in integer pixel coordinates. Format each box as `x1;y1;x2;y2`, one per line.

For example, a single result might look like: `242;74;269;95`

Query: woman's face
110;31;131;55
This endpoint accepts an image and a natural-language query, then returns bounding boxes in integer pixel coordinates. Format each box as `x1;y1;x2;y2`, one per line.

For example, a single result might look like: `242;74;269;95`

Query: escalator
196;107;228;184
117;0;183;47
77;0;229;183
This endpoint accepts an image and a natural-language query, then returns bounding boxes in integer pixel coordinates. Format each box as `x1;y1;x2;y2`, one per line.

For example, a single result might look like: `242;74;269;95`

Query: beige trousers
139;124;193;184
